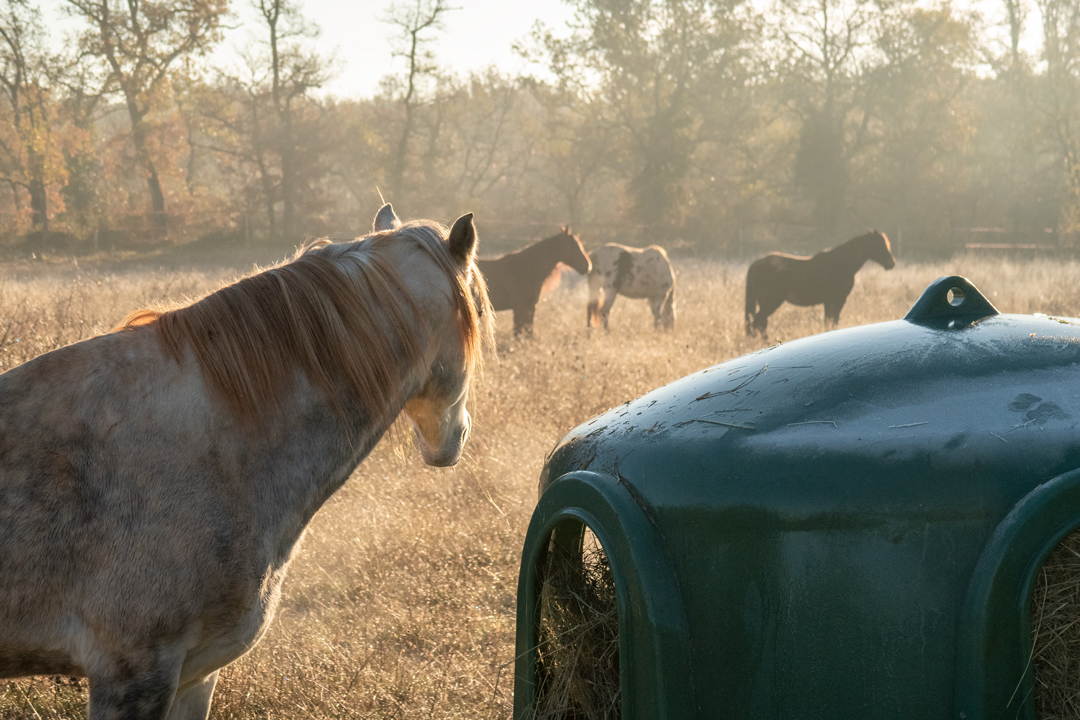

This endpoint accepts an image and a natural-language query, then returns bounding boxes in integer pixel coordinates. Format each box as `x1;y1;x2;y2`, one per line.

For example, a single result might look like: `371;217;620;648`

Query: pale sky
38;0;580;99
36;0;1041;99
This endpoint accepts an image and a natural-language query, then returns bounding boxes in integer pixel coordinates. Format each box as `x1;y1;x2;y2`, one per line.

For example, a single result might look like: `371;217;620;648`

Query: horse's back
621;245;674;299
589;243;629;271
746;251;845;307
748;251;812;273
590;243;673;298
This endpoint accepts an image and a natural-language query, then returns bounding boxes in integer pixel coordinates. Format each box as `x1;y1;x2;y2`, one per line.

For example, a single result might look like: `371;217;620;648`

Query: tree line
1;0;1079;257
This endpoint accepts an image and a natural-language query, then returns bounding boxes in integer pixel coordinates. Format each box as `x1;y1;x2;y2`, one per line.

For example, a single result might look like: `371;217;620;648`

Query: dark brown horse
478;227;592;336
745;230;895;336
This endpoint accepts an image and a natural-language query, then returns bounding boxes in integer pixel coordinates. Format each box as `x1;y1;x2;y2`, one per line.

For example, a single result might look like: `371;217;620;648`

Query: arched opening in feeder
1031;526;1080;717
532;520;621;720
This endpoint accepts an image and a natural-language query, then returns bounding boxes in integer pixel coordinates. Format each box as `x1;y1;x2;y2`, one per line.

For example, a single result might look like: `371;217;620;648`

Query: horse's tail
660;283;676;330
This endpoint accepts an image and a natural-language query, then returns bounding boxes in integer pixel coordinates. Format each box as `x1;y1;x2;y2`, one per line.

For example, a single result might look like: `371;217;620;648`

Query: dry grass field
3;249;1080;719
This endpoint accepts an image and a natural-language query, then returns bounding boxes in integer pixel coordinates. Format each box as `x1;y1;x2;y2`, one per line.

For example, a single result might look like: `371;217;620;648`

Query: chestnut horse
0;204;490;720
477;226;591;337
745;230;895;336
587;243;676;332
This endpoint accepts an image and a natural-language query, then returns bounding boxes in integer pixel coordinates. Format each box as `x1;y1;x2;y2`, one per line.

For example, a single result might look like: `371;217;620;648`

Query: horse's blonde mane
119;221;487;428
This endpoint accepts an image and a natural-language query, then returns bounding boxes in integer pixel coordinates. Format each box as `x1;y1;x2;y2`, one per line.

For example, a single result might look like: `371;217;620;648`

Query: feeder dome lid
541;275;1080;497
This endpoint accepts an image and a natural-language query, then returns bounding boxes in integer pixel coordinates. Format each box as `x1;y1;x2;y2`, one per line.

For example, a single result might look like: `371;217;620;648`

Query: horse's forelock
394;221;490;371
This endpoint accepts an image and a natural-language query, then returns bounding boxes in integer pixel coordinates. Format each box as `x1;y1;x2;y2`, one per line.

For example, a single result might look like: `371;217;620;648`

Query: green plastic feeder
514;276;1080;719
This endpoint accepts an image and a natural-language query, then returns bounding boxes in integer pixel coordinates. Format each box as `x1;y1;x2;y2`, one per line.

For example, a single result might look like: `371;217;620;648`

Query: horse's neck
511;239;561;273
238;368;421;569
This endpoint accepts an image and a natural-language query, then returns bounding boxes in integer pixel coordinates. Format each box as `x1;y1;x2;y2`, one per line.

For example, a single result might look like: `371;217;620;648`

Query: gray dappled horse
587;243;676;332
0;204;490;719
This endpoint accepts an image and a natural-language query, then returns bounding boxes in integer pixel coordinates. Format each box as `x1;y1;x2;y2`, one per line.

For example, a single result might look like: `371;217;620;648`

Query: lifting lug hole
948;287;966;307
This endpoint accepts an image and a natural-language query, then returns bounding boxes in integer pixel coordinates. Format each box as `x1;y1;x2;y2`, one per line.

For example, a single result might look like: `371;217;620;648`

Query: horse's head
376;205;490;467
868;230;896;270
557;226;592;275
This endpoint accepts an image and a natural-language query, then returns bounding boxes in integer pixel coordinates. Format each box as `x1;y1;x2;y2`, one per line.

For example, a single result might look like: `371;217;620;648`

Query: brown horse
477;227;592;337
745;230;895;336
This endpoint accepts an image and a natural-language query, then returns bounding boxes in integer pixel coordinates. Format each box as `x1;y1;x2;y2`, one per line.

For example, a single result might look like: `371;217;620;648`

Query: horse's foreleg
88;648;184;720
824;294;849;325
165;671;218;720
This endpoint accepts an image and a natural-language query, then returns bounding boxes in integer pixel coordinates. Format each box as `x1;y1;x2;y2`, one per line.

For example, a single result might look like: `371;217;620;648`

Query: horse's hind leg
598;292;618;331
88;650;184;720
649;293;670;330
165;671;218;720
751;295;784;337
512;305;535;338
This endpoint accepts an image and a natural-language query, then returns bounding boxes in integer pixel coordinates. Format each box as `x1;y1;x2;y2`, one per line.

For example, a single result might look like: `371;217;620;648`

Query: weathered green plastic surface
514;276;1080;719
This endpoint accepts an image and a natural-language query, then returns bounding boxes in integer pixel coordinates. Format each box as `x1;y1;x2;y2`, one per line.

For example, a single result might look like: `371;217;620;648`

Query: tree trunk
126;98;167;233
391;102;413;195
28;177;47;234
280;105;295;238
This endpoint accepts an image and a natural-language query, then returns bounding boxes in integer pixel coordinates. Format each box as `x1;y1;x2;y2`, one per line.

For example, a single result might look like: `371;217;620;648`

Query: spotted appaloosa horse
478;227;591;336
587;243;676;332
745;229;895;336
0;204;490;720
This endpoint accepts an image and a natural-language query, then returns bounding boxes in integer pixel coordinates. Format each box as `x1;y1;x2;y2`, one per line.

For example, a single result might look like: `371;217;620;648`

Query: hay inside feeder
532;527;620;720
1032;529;1080;719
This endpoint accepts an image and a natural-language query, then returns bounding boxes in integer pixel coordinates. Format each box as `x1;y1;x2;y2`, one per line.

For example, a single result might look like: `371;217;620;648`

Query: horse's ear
373;204;401;232
448;213;477;267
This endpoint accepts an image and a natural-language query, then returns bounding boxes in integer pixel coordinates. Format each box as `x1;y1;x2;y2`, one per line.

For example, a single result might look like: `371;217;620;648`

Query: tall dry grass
2;251;1080;719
